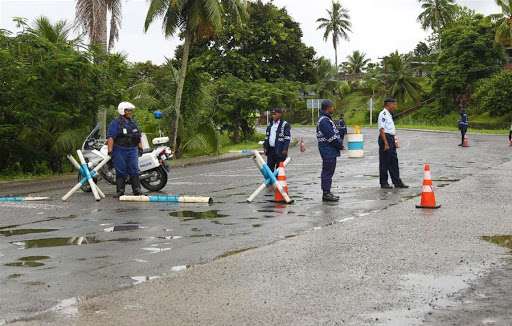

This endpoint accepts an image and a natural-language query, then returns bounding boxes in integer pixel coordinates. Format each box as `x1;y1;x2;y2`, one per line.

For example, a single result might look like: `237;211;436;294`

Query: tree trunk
172;31;192;152
93;0;108;139
333;41;338;68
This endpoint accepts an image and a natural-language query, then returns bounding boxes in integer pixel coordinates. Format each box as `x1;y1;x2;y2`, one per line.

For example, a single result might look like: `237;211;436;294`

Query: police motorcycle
79;124;173;192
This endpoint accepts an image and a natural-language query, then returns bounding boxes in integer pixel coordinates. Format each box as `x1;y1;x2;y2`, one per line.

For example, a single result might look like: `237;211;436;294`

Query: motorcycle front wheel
140;167;168;192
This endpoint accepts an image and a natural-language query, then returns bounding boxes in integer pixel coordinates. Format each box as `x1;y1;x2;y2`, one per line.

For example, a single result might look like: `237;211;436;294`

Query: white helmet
117;101;135;115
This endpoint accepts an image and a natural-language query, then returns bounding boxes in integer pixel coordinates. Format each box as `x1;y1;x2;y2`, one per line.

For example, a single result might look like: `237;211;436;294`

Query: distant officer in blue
264;108;291;172
337;112;347;150
378;98;408;189
458;108;469;146
317;100;343;202
107;102;143;197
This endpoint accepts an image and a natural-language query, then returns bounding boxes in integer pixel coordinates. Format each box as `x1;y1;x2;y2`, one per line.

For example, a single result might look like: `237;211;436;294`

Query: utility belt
114;135;140;147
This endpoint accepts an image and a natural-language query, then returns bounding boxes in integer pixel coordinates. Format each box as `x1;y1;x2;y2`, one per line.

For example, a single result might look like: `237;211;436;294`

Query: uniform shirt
378;108;396;135
269;120;280;147
458;111;469;128
317;112;342;158
107;116;141;147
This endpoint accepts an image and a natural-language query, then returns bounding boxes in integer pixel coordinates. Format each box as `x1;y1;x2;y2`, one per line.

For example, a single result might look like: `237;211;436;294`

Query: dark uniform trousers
267;149;286;172
321;156;337;193
460;126;468;144
378;134;400;186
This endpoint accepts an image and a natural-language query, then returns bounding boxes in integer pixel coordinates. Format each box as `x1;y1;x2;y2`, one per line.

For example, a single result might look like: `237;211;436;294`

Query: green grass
393;124;509;135
221;140;262;153
0;172;73;182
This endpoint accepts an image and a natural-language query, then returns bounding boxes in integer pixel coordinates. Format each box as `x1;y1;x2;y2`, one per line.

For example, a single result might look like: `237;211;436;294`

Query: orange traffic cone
416;164;441;209
299;137;306;152
274;162;289;203
463;135;470;147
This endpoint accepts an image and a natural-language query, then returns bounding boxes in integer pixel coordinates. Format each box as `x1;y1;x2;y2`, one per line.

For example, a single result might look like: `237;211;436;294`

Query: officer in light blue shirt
263;108;291;171
378;98;408;189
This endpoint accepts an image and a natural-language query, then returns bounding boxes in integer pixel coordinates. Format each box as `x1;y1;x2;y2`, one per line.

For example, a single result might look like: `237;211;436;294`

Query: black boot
395;180;409;189
131;175;143;196
115;176;125;198
322;192;340;202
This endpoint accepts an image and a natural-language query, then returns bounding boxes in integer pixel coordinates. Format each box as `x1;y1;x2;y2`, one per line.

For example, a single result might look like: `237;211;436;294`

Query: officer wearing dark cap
263;108;291;171
317;99;343;202
378;98;408;189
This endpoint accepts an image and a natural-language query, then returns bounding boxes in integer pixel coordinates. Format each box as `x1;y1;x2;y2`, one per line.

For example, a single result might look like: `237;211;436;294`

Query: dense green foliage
0;29;116;174
431;14;505;113
182;1;317;83
473;71;512;117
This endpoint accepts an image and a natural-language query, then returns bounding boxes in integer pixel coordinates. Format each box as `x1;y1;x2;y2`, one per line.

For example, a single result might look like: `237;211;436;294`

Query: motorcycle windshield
82;124;101;150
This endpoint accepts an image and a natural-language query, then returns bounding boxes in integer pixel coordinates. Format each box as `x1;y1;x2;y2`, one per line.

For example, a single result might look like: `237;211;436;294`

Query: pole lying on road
247;151;292;204
0;197;49;202
62;150;110;202
120;195;213;204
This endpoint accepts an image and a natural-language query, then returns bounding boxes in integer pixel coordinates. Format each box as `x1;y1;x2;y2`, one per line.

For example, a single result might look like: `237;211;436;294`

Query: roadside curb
0;152;254;196
399;128;506;136
169;152;251;168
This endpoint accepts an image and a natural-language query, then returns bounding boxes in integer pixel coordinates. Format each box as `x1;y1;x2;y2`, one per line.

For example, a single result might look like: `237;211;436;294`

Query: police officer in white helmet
107;102;143;197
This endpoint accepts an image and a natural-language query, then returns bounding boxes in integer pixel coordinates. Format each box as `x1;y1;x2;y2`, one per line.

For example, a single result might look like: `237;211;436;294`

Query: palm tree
345;50;370;74
144;0;247;152
383;52;423;102
75;0;122;52
75;0;123;139
316;1;352;68
27;16;74;44
417;0;457;33
494;0;512;47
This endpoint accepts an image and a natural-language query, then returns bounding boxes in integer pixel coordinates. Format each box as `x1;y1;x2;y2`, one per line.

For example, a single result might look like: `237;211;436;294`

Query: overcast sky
0;0;501;64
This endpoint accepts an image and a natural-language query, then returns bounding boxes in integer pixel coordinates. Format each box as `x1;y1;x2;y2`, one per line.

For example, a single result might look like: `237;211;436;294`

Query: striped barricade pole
247;151;292;204
0;197;49;202
120;195;213;204
62;150;110;202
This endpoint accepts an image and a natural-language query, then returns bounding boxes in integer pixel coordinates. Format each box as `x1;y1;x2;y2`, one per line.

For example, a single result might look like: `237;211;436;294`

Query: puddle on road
0;215;77;231
130;276;161;285
104;224;142;232
481;235;512;250
10;237;143;249
216;247;256;259
400;193;421;202
252;224;263;228
0;229;58;237
4;256;50;268
169;210;228;221
8;273;22;279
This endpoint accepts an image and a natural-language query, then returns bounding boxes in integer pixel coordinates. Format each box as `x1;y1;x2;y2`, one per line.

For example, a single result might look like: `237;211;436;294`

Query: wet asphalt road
0;127;511;324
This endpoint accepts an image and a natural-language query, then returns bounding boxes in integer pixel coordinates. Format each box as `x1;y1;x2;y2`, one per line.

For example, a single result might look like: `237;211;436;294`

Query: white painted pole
370;96;374;127
77;150;100;201
248;152;292;203
62;154;110;201
247;183;267;203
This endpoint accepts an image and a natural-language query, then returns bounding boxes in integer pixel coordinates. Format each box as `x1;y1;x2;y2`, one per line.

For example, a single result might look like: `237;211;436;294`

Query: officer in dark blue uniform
317;100;342;202
107;102;143;197
337;113;347;150
263;108;291;172
458;109;469;146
